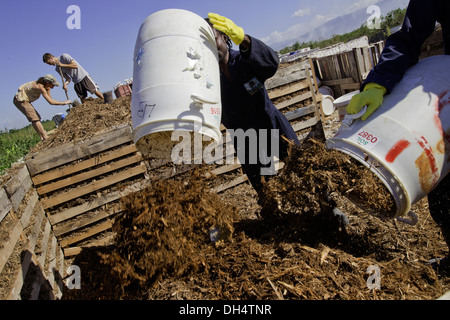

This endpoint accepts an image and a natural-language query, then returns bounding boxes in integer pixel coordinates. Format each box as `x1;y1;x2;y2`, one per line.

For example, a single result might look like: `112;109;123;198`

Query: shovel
57;66;73;110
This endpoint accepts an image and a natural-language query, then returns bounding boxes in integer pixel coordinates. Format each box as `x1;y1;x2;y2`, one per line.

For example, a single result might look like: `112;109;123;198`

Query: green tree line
279;8;407;55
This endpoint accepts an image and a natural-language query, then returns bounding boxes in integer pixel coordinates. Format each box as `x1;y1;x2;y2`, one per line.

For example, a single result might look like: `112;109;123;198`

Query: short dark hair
42;53;54;63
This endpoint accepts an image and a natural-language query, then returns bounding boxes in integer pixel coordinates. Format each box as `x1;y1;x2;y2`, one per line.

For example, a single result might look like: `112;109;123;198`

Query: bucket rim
133;119;222;145
325;137;411;219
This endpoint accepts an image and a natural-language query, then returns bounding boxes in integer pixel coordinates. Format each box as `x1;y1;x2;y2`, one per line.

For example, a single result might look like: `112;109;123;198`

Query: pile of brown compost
103;169;235;287
259;138;396;225
31;96;132;152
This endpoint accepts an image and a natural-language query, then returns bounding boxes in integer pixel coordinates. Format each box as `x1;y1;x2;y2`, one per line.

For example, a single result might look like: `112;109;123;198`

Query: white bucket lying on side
319;85;336;116
321;94;335;116
131;9;222;158
326;55;450;222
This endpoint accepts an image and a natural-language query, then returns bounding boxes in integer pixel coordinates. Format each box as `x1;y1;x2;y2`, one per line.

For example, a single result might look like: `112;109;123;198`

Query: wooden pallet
25;124;149;257
1;165;64;300
312;41;385;96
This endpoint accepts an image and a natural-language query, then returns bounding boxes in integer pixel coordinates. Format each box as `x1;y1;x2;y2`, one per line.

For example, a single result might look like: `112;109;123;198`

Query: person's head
43;53;57;65
37;74;61;89
205;18;232;63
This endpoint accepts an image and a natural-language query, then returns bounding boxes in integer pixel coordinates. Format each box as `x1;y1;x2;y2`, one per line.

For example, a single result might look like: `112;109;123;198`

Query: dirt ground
2;90;449;301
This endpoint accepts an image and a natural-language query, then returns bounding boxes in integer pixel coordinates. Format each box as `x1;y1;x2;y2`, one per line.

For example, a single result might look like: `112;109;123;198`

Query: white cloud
262;11;334;46
292;8;311;18
261;23;304;45
262;0;383;49
313;14;326;24
342;0;380;15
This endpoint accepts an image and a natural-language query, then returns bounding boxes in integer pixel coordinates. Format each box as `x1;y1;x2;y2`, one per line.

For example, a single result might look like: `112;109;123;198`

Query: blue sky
0;0;396;131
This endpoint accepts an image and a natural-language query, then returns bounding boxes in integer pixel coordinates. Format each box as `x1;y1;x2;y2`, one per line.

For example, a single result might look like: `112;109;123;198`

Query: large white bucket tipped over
131;9;222;157
326;55;450;221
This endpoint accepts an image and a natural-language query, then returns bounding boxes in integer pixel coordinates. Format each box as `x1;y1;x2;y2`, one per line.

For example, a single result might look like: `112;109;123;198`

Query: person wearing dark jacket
346;0;450;271
206;13;349;228
207;12;300;195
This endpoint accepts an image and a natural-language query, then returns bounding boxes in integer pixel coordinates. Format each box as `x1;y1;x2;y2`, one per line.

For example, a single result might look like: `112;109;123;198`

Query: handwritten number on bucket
138;102;156;119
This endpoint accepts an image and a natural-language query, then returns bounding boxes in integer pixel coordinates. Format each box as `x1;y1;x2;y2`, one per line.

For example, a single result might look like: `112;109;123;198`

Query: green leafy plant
0;120;55;175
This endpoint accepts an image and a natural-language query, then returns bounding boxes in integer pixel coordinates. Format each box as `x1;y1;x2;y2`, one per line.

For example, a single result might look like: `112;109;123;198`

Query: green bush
0;120;55;175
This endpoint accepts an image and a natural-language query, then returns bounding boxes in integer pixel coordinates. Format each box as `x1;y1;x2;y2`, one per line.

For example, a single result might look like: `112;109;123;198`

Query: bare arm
39;86;70;105
62;73;71;91
56;59;78;69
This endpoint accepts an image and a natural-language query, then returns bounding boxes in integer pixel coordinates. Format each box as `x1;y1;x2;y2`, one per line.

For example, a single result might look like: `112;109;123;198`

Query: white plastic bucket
321;95;335;116
326;55;450;220
333;90;360;122
319;86;334;98
131;9;221;156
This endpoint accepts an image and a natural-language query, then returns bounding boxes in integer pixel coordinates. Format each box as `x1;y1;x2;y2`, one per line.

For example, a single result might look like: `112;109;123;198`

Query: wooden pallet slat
284;105;316;121
63;234;116;257
19;189;39;229
36;153;143;195
0;219;23;274
31;143;139;186
291;117;319;133
48;181;146;225
37;220;52;267
41;163;147;210
268;78;310;100
275;91;313;111
54;208;121;238
26;124;133;176
4;166;33;212
0;188;12;223
59;219;114;248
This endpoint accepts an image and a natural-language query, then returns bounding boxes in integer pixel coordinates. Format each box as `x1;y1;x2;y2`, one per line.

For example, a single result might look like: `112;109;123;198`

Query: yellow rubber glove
346;83;387;121
208;13;245;45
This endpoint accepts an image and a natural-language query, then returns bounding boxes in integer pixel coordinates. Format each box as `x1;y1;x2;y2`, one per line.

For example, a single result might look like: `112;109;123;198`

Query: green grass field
0;120;56;175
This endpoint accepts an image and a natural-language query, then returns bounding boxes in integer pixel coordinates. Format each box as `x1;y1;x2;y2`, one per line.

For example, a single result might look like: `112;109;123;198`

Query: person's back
16;81;41;103
56;53;89;84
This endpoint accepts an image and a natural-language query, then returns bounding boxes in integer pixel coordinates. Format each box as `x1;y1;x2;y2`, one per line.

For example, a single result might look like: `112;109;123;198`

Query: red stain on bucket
385;139;411;163
416;135;439;180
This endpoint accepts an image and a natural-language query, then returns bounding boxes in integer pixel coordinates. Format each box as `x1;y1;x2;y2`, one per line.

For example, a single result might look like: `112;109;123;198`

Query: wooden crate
114;84;132;98
25;124;149;257
312;41;385;96
1;165;64;300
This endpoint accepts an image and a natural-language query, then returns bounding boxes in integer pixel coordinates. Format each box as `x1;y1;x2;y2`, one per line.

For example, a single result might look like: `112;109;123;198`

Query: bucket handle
342;105;367;128
396;211;418;226
191;95;218;109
